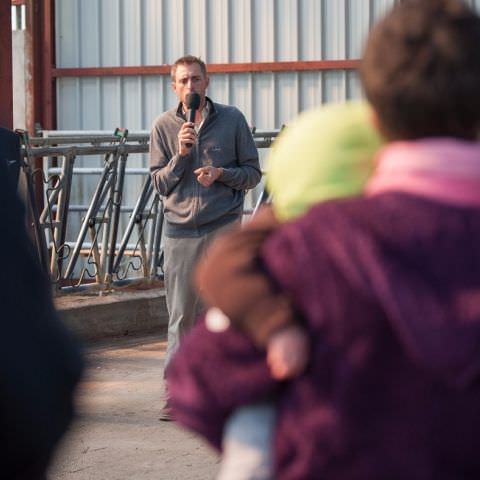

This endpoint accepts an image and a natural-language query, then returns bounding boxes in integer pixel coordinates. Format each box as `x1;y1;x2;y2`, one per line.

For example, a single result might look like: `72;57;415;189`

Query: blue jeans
217;403;276;480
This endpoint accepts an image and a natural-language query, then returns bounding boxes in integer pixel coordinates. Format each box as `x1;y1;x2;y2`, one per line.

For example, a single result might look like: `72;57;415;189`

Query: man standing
149;55;261;419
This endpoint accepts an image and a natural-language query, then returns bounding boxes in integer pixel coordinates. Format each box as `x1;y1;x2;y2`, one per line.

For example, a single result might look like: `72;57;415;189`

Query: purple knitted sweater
168;192;480;479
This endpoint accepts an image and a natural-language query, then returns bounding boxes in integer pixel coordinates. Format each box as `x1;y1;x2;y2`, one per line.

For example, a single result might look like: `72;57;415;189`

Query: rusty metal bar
0;0;13;128
51;60;360;78
41;0;55;130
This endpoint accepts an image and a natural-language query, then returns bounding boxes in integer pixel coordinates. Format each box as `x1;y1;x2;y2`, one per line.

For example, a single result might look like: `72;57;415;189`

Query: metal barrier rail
18;129;277;294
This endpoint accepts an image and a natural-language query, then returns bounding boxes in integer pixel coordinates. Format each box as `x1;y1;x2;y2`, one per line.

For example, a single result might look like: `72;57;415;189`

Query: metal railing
17;129;277;294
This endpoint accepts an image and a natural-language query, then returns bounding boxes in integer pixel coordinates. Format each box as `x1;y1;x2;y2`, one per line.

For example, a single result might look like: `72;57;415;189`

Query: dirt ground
47;333;220;480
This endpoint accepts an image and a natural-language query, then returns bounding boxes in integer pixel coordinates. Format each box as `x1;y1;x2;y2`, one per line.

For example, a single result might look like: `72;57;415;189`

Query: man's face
171;62;209;108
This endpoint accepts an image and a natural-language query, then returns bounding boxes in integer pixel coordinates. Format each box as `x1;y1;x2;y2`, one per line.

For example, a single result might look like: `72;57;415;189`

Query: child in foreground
199;100;383;383
172;100;383;480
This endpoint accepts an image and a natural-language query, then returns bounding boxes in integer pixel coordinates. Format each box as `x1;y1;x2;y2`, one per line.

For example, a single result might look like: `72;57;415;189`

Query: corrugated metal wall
51;0;480;255
53;0;400;233
55;0;402;132
55;0;480;131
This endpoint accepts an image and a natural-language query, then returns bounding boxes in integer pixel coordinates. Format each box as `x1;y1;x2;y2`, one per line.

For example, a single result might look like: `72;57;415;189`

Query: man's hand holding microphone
179;92;223;187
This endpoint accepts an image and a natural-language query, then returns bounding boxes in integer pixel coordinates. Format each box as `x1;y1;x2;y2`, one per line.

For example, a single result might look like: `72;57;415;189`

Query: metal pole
48;153;74;284
112;176;153;275
105;151;128;286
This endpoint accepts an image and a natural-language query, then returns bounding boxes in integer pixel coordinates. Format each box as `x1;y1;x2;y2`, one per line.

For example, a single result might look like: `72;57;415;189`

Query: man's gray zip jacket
150;98;261;238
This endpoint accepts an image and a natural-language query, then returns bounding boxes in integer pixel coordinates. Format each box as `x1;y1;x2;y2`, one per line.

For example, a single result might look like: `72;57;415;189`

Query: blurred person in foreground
166;0;480;479
0;135;84;479
149;56;261;419
0;126;21;187
167;99;383;480
202;100;384;479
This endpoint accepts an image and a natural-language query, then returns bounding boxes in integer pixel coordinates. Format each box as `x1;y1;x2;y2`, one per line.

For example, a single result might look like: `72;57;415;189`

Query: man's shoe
159;402;173;422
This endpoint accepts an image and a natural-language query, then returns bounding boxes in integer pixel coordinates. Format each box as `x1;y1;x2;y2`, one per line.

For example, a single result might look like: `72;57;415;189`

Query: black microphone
185;93;201;148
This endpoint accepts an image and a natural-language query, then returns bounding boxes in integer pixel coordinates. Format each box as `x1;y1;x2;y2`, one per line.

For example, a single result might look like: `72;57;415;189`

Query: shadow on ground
48;333;219;480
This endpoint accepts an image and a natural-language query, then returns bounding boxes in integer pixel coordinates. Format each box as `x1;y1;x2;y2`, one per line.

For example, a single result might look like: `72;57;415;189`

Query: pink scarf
366;138;480;207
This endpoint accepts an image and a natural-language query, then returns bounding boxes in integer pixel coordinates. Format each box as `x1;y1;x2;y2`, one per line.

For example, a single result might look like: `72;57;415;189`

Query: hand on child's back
267;325;310;380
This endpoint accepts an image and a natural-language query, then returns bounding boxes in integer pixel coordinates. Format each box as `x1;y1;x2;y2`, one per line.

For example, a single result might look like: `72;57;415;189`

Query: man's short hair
361;0;480;140
171;55;208;81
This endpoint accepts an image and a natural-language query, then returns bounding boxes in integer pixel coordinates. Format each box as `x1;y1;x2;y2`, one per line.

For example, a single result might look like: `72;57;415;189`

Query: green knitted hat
266;101;383;222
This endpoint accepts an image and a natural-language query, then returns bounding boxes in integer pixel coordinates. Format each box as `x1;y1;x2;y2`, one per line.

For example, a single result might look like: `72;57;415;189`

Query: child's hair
361;0;480;141
266;101;383;222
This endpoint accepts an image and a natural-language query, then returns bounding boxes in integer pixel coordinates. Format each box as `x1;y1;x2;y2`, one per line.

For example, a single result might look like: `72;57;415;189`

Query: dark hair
171;55;208;81
361;0;480;140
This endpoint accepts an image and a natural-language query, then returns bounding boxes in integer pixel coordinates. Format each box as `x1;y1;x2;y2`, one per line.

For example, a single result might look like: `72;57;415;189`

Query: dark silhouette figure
0;132;84;480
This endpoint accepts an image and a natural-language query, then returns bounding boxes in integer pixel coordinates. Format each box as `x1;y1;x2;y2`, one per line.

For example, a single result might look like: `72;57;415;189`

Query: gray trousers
163;222;238;371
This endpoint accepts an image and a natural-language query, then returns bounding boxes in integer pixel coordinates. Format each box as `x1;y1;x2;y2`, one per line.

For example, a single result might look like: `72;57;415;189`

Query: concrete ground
47;332;220;480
